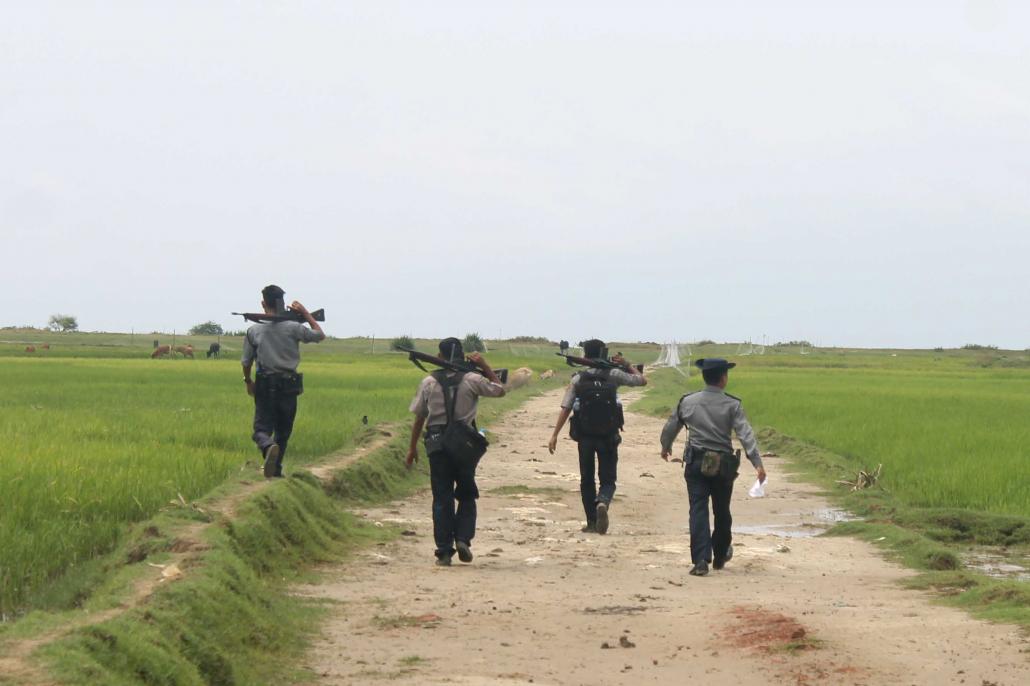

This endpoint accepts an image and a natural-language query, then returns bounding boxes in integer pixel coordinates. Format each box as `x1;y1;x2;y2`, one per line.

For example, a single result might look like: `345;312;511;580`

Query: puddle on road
814;508;859;523
734;524;823;539
964;552;1030;581
735;508;860;539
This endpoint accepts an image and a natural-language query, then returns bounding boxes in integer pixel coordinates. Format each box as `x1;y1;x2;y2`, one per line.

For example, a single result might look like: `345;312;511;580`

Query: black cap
262;284;285;303
694;358;736;372
439;337;463;362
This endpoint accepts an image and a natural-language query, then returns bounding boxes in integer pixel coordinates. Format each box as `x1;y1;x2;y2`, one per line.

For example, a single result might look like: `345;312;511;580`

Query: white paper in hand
748;478;767;498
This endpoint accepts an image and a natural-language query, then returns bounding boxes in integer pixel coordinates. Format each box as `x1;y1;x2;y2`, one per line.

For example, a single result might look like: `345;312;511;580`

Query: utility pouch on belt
256;372;304;397
699;449;741;479
568;415;580;441
423;428;445;456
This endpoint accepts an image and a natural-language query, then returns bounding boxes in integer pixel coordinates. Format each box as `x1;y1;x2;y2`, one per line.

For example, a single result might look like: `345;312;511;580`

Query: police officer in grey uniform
548;339;647;534
241;285;325;478
660;358;767;576
407;338;506;566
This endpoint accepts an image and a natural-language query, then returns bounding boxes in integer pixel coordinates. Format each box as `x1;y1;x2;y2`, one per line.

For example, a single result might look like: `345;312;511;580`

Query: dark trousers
428;450;480;559
577;435;619;523
252;390;298;477
685;460;736;564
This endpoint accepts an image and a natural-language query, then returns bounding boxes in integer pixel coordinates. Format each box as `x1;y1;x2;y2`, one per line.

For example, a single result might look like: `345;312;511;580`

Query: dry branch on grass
837;464;883;491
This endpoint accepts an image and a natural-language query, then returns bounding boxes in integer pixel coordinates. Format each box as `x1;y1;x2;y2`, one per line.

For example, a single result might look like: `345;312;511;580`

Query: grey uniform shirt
660;386;763;469
410;371;506;428
241;321;324;374
560;367;647;409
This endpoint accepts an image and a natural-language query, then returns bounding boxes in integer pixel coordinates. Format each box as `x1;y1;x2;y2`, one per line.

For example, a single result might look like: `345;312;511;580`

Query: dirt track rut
300;390;1028;685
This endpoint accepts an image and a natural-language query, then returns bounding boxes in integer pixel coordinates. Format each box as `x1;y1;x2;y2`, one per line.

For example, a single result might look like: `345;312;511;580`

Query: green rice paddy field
636;346;1030;517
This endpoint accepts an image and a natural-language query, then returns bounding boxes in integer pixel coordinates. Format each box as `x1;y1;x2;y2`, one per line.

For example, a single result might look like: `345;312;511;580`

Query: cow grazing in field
174;345;194;359
540;369;555;380
151;345;171;359
25;345;36;353
207;342;221;359
506;367;534;391
41;344;50;350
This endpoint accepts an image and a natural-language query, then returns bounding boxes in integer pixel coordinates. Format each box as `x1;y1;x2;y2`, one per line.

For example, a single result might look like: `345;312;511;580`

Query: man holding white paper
660;358;767;577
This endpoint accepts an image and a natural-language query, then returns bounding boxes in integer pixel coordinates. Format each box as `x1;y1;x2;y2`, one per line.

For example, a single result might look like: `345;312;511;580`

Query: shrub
463;333;486;353
390;335;414;351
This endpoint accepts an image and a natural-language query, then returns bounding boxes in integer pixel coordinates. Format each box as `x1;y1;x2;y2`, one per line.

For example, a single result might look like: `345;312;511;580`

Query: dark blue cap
694;358;736;372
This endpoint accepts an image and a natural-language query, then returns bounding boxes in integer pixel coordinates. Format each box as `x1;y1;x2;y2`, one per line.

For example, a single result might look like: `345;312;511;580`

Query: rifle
232;308;325;324
397;346;509;385
557;353;644;374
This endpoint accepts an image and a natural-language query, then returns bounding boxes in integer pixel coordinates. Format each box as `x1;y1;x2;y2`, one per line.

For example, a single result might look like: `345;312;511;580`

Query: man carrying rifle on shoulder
407;338;506;566
241;284;325;478
547;339;646;534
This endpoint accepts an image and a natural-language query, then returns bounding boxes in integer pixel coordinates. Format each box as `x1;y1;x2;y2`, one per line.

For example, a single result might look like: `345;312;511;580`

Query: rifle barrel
556;353;642;374
400;347;508;384
232;308;325;324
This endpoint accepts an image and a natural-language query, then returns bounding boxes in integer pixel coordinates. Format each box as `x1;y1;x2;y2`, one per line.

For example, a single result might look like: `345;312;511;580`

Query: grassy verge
761;429;1030;628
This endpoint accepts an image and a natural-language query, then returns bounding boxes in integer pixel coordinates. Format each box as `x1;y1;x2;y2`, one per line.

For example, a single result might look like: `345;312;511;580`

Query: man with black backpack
406;338;506;566
547;339;646;534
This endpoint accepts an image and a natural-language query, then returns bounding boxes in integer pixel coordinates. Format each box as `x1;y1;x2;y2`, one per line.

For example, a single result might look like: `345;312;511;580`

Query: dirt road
300;390;1028;685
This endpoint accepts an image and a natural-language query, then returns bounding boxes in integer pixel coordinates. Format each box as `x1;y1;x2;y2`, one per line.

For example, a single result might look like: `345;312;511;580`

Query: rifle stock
556;353;643;374
398;346;508;385
232;308;325;324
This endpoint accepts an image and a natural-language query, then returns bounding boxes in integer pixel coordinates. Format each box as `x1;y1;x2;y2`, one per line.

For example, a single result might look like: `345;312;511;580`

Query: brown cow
506;367;534;391
173;345;194;359
151;345;171;359
41;343;50;350
25;345;36;353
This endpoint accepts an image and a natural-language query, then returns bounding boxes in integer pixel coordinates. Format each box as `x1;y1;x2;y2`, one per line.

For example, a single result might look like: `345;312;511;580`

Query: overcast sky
3;1;1028;348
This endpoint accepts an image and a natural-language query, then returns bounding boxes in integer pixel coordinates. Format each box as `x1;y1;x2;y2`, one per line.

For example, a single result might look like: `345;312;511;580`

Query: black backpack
433;371;489;466
573;370;623;437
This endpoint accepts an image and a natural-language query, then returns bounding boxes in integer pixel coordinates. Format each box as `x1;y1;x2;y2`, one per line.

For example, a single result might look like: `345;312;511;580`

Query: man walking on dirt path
406;338;506;566
547;339;646;534
660;358;766;576
241;284;325;478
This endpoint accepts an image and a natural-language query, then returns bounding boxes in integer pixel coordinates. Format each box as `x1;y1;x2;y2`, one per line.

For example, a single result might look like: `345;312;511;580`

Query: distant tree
189;321;224;336
47;314;78;332
463;332;486;353
391;335;415;351
694;339;716;346
962;343;998;351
